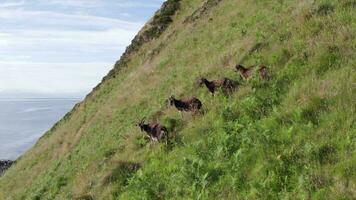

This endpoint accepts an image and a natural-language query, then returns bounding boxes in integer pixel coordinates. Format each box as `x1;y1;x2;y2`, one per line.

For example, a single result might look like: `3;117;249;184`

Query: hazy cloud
0;61;113;94
0;0;25;8
0;0;162;95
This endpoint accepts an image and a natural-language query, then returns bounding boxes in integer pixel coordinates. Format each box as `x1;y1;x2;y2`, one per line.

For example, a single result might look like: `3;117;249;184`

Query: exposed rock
0;160;13;176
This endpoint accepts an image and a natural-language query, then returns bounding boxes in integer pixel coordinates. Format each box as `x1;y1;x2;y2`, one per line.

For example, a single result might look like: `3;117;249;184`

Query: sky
0;0;164;96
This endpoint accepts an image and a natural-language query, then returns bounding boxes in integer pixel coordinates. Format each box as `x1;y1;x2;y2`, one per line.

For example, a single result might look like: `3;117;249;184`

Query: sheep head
235;64;245;71
137;118;145;131
196;77;206;87
168;96;175;106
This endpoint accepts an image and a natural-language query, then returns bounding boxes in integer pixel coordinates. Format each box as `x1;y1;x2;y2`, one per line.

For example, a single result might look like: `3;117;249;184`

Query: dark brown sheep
168;96;202;112
137;119;168;142
198;77;237;95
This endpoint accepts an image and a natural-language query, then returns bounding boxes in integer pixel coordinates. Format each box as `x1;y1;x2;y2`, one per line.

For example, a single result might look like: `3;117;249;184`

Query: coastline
0;98;81;160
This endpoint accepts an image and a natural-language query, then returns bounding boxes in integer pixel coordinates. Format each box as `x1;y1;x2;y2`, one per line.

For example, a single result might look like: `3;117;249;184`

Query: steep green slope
0;0;355;199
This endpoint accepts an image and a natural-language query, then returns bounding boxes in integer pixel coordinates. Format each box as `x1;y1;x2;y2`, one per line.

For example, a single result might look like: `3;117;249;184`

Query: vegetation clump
102;161;141;186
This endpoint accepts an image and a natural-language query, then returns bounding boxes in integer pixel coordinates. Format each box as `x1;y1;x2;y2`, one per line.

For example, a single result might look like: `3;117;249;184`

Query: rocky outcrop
0;160;13;176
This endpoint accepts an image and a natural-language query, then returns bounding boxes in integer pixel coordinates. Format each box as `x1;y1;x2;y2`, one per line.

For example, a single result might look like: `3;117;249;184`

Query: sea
0;98;80;160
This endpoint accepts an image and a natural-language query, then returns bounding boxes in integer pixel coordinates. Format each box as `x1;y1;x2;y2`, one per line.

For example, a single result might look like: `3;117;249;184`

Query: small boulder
0;160;13;176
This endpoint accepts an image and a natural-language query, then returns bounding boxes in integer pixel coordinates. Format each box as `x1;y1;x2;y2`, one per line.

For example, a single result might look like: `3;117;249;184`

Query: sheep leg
152;137;158;142
162;130;169;146
165;134;169;146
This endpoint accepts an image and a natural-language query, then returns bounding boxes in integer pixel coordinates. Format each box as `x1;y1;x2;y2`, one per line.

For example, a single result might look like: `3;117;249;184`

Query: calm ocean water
0;99;80;160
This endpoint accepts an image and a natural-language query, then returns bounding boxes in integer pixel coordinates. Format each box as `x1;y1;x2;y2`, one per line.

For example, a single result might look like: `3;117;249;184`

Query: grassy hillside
0;0;355;199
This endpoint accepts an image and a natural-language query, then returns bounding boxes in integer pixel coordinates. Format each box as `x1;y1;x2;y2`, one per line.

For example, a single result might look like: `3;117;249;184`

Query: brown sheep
137;119;168;142
258;65;270;80
198;77;237;95
235;64;270;80
168;96;202;112
235;64;255;79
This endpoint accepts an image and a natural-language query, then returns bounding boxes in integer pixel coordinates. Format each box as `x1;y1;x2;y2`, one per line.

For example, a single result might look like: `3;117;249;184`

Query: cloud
120;13;132;18
0;0;162;94
0;28;136;62
0;61;113;93
0;8;142;63
0;9;142;30
35;0;165;9
42;0;102;7
115;1;164;8
0;0;25;8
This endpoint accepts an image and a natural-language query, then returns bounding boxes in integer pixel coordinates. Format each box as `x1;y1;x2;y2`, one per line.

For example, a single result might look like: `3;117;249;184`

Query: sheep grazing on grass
137;119;168;142
235;64;254;79
198;77;237;95
235;64;270;80
168;96;202;112
258;65;270;80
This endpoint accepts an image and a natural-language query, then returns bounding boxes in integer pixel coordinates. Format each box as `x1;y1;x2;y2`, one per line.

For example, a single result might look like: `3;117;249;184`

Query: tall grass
0;0;355;199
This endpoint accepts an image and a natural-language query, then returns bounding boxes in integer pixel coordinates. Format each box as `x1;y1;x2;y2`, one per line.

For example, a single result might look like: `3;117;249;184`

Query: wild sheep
198;77;237;95
258;65;270;80
235;64;254;79
168;96;202;112
137;119;168;142
235;64;270;80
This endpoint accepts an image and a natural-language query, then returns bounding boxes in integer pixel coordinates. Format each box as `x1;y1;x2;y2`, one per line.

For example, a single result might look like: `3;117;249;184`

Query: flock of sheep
137;64;269;143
